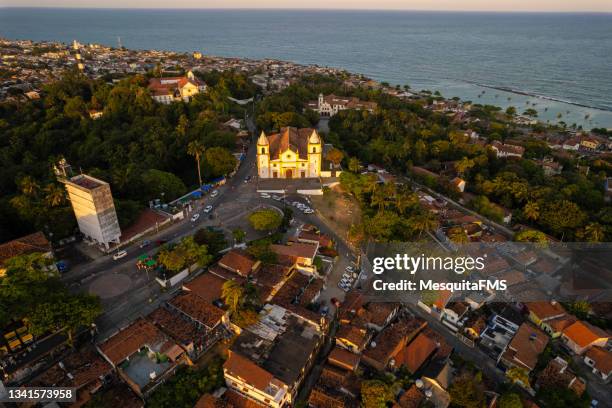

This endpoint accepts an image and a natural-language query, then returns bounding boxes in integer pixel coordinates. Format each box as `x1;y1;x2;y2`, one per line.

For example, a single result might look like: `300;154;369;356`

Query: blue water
2;8;612;128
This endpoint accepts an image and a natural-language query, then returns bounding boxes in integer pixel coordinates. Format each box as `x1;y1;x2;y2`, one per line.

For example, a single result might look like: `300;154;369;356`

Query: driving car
203;205;213;213
139;240;151;248
112;250;128;260
190;213;200;222
210;190;219;198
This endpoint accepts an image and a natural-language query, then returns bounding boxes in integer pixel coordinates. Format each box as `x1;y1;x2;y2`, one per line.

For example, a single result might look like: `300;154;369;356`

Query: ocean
1;8;612;129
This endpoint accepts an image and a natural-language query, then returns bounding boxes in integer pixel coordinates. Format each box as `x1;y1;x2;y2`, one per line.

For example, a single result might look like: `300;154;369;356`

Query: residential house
270;243;319;274
0;231;54;277
97;318;187;397
395;332;438;374
226;304;323;406
584;346;612;382
30;346;113;407
335;324;370;354
450;177;466;193
499;323;549;373
224;350;290;408
218;249;261;277
328;346;361;372
361;317;427;372
526;301;570;337
536;357;586;397
561;320;609;355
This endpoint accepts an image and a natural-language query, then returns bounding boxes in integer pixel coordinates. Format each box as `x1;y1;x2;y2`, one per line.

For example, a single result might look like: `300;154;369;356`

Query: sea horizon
2;7;612;128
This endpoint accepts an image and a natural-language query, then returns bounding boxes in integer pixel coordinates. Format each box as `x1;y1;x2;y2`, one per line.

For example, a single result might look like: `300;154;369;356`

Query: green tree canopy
248;209;282;231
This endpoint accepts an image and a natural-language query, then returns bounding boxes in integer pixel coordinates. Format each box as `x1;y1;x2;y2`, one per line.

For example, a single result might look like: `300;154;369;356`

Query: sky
1;0;612;12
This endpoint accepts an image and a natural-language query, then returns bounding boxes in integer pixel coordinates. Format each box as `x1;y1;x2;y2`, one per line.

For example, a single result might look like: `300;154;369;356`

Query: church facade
257;127;322;179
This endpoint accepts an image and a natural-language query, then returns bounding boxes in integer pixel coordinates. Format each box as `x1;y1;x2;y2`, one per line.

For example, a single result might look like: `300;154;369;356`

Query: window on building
261;148;265;154
312;147;316;153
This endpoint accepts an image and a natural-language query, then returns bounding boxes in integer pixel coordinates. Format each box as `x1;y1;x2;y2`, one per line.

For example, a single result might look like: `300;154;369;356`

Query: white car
190;213;200;222
203;205;213;213
210;190;219;198
342;273;351;280
272;195;282;201
345;266;356;273
112;250;127;260
260;193;271;199
303;209;314;214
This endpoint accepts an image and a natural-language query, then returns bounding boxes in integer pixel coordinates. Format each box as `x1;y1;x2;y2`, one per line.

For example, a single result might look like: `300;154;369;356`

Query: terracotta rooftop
223;351;284;394
527;301;567;321
224;389;266;408
265;127;317;160
328;346;360;371
183;272;226;303
98;318;178;365
502;323;549;371
270;242;318;261
396;332;438;373
218;249;258;276
169;292;225;329
335;324;369;350
396;384;425;408
146;307;200;347
0;231;52;265
585;346;612;375
363;317;426;363
562;320;609;348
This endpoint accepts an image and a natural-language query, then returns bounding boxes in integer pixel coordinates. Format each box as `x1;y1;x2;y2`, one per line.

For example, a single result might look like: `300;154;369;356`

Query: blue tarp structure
200;184;213;192
191;191;203;199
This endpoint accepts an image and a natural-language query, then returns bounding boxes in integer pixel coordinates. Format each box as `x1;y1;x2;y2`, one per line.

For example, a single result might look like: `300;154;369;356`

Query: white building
308;93;377;117
64;174;121;250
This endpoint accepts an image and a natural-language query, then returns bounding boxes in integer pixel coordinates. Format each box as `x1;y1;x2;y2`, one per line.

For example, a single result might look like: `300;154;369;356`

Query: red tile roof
183;273;226;303
169;292;225;329
224;351;282;392
396;333;437;373
328;346;360;371
563;321;609;348
0;231;52;265
503;323;549;371
98;318;177;365
219;249;258;276
266;127;317;160
585;346;612;375
270;242;318;260
527;301;567;321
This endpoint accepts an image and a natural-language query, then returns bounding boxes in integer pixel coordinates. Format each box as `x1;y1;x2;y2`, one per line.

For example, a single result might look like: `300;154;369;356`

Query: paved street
61;119;357;339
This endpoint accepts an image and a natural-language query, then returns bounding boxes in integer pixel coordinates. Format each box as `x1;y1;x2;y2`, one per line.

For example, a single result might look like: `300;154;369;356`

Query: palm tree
222;280;244;313
19;176;39;197
187;140;205;188
232;228;246;244
44;183;65;207
523;201;540;222
395;191;418;215
412;212;439;239
584;223;604;242
370;185;388;211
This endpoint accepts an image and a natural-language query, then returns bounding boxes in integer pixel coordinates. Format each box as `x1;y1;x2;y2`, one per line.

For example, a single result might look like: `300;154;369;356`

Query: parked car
203;205;213;213
345;266;356;273
139;240;151;248
244;176;251;183
303;209;314;214
190;213;200;222
260;193;271;199
210;190;219;198
113;250;127;260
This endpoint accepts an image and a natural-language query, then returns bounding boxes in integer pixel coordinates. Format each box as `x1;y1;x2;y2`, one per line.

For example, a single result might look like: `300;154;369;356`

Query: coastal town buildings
257;127;322;179
63;174;121;250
